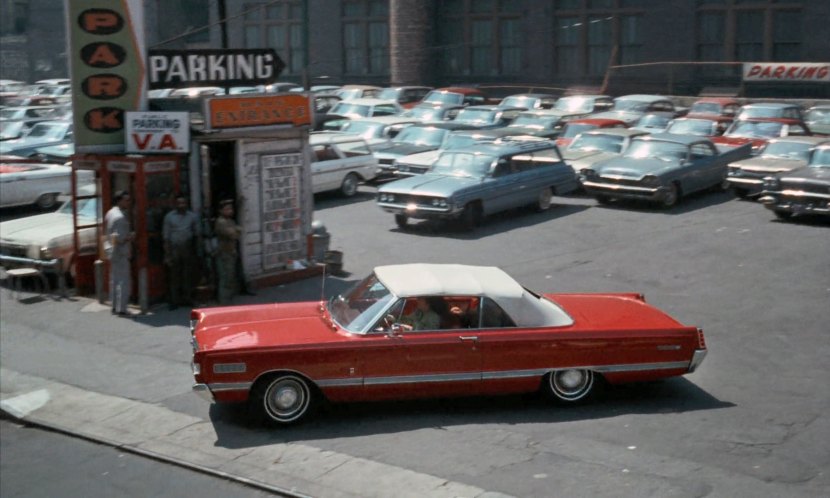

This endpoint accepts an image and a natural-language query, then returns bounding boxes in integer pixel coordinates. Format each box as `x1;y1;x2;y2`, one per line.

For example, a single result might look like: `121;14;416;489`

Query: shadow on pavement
208;378;732;449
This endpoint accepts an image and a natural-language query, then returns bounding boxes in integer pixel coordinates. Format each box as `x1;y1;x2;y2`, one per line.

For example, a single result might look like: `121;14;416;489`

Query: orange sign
205;94;312;130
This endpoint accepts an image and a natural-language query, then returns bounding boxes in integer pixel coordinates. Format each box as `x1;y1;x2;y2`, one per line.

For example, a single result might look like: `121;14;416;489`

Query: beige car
309;134;379;197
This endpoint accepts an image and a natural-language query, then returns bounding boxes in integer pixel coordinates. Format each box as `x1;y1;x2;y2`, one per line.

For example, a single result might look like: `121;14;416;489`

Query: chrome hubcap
557;370;585;390
275;386;299;410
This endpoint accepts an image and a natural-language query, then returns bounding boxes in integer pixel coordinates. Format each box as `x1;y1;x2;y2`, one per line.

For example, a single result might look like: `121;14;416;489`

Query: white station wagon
0;162;93;209
309;134;379;196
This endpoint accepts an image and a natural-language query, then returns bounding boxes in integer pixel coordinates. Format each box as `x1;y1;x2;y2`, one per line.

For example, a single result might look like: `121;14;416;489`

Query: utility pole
217;0;228;49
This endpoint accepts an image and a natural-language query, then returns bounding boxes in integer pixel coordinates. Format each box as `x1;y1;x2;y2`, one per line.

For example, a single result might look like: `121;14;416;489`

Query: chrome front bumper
582;180;666;202
759;190;830;215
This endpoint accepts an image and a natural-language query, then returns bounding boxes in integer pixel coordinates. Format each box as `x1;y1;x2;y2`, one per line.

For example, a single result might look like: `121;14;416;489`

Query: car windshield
377;88;405;101
809;149;830;167
0;108;25;120
561;123;597;138
738;107;787;120
509;114;558;128
392;126;447;146
454;108;496;125
624;140;687;161
805;108;830;125
58;197;98;219
431;152;495;178
26;123;67;139
337;89;367;100
330;103;371;117
340;120;385;138
501;96;536;109
554;97;593;113
569;133;624;153
328;273;395;332
727;121;784;138
635;115;671;128
423;91;463;106
760;142;812;160
402;106;445;121
666;119;715;136
613;99;649;112
0;121;24;139
690;102;722;115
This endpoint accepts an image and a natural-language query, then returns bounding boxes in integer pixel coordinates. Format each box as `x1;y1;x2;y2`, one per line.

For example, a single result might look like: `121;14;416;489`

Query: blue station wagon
376;139;579;230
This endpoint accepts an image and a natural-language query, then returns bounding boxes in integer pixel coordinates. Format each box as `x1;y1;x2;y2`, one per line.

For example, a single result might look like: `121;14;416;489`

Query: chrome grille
0;244;28;258
780;182;830;195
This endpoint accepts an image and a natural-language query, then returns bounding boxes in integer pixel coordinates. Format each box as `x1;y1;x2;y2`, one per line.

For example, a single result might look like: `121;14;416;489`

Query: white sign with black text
125;111;190;153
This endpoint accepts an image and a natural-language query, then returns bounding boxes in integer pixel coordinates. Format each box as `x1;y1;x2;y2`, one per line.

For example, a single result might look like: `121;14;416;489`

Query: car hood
731;156;806;173
567;151;619;171
396;150;441;167
714;136;765;149
0;136;64;153
0;212;73;246
550;293;688;330
594;157;674;178
778;166;830;184
194;302;347;352
378;173;481;196
374;143;435;158
591;111;641;124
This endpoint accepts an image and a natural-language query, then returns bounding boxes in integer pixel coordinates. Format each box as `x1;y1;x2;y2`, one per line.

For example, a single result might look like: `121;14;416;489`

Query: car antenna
319;263;327;309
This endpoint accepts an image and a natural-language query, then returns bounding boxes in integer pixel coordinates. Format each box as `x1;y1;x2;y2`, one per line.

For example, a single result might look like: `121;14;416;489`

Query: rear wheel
535;188;553;212
394;214;408;229
340;173;359;197
596;195;612;205
545;369;596;403
36;193;59;210
253;374;315;426
733;188;750;199
774;210;793;220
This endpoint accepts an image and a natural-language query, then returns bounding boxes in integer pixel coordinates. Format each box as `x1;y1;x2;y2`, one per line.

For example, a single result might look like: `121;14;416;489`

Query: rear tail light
696;328;706;349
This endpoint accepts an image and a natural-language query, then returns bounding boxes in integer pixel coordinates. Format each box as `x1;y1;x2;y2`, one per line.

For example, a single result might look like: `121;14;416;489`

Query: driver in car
400;297;441;331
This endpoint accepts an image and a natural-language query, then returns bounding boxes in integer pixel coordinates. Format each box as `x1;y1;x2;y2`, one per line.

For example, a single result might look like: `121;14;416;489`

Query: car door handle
459;336;478;341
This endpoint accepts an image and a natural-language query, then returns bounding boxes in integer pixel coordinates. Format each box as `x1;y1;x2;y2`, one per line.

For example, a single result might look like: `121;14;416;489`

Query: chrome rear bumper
688;349;707;373
192;383;214;401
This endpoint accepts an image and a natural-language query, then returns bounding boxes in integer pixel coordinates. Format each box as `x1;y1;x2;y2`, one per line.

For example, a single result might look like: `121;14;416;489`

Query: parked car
371;122;478;177
630;112;675;133
736;102;803;122
375;86;433;109
324;98;404;130
335;84;382;101
391;128;503;177
400;103;464;123
555;118;627;149
581;133;752;208
687;98;741;119
421;87;490;107
592;95;677;125
377;140;579;230
0;121;25;141
190;262;708;426
0;121;73;157
168;86;225;98
713;118;812;154
0;106;58;129
759;144;830;220
551;94;613;116
0;161;91;209
664;116;732;138
309;134;378;196
726;136;830;198
804;105;830;136
337;115;420;146
498;93;557;111
561;128;650;175
0;183;98;279
451;105;524;129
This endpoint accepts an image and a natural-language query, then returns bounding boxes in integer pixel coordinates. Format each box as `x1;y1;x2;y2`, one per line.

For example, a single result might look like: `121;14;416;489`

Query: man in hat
105;190;135;316
214;199;242;304
163;195;200;309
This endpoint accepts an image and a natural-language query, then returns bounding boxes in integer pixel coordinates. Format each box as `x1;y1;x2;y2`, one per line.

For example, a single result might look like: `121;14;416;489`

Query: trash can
324;250;343;274
311;220;330;262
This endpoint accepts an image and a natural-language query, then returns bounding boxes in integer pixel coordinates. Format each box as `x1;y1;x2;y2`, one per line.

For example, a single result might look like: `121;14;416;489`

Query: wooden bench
4;267;50;299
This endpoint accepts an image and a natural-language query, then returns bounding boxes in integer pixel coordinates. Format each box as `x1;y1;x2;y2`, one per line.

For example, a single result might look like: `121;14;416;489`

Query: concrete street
1;187;829;497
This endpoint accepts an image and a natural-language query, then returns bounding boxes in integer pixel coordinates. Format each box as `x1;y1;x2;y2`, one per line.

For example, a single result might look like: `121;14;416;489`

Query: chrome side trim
482;368;548;380
657;344;682;351
317;378;364;387
592;361;688;373
687;349;708;373
213;363;247;374
208;382;252;392
364;372;482;386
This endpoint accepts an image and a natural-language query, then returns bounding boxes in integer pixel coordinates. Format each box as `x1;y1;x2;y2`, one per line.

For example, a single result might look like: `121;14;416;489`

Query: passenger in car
400;297;440;331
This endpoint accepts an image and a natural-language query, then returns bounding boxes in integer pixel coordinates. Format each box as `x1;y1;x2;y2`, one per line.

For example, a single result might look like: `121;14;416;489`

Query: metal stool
5;268;50;299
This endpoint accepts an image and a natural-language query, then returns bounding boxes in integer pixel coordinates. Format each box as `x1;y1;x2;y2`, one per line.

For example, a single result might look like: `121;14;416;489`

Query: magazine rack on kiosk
72;155;182;309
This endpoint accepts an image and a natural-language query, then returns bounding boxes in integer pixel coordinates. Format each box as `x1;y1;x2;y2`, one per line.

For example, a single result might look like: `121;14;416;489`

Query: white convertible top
374;264;574;327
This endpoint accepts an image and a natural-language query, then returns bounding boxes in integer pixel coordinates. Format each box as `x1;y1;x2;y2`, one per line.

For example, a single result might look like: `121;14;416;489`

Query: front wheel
394;214;408;229
733;188;750;199
459;202;482;231
773;210;793;221
36;193;59;210
545;369;596;403
660;183;680;209
340;173;359;197
254;374;315;425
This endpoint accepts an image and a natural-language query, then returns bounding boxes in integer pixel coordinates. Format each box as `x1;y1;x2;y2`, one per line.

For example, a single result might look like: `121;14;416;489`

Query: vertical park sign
66;0;146;153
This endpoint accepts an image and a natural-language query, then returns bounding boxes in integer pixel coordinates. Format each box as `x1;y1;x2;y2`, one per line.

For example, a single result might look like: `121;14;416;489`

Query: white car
338;115;420;146
309;134;378;196
0;186;99;277
0;162;93;209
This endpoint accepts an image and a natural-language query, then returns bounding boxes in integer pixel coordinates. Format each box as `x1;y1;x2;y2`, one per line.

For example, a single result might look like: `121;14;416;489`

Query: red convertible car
190;264;707;425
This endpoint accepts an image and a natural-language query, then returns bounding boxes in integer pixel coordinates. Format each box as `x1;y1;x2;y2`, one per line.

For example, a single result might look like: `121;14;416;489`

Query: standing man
163;195;200;310
105;190;134;316
214;199;242;304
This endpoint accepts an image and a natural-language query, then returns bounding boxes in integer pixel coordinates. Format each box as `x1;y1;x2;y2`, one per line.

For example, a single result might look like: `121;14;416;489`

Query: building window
552;0;645;78
342;0;389;76
436;0;523;78
181;0;210;44
696;1;803;63
243;2;304;75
